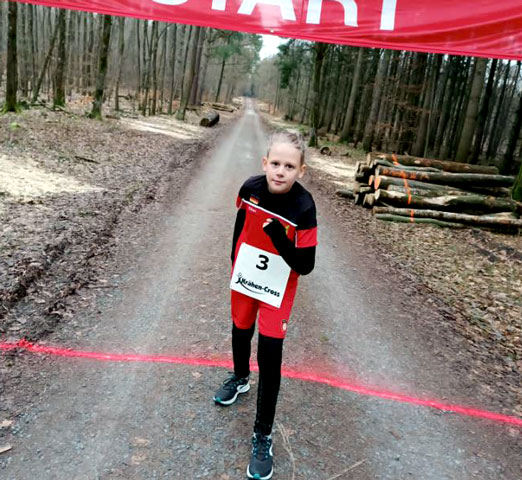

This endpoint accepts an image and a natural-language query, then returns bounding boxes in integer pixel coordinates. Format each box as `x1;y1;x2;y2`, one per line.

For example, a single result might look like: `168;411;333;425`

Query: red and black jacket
232;175;317;277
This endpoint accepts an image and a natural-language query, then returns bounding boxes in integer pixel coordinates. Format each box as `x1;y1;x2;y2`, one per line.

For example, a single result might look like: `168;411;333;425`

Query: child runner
213;130;317;479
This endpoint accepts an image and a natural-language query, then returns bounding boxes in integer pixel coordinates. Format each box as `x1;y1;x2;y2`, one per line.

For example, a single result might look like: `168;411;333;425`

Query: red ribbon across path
10;0;522;60
2;338;522;427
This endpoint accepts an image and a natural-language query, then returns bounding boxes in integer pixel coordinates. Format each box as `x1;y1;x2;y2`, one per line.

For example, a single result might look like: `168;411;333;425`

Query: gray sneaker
213;373;250;406
247;432;273;479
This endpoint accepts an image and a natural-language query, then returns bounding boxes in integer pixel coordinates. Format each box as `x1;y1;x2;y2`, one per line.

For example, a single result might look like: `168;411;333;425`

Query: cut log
355;173;369;183
374;189;519;214
357;186;373;195
199;110;220;127
362;193;375;208
375;166;515;188
336;188;354;199
370;158;442;172
320;146;332;156
374;213;466;228
373;207;522;230
354;193;365;205
374;174;510;197
387;185;471;197
357;164;371;175
204;102;235;112
368;175;375;187
368;153;499;174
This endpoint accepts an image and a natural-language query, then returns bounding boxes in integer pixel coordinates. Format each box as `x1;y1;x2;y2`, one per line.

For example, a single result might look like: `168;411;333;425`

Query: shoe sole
213;382;250;406
246;465;273;480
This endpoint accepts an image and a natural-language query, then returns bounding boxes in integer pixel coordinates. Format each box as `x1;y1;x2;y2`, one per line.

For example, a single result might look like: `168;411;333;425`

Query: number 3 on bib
231;244;290;308
256;255;269;270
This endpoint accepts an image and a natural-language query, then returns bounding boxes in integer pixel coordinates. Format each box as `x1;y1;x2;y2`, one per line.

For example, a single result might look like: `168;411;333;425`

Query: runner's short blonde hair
267;130;306;165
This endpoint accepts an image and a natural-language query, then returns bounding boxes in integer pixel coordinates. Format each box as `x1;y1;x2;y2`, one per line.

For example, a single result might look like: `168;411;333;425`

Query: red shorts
231;279;298;339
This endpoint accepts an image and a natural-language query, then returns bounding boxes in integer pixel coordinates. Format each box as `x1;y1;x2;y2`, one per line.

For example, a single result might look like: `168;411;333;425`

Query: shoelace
223;375;242;391
253;435;271;460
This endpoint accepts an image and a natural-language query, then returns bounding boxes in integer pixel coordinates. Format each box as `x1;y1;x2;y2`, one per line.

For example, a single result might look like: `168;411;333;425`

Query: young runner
213;130;318;479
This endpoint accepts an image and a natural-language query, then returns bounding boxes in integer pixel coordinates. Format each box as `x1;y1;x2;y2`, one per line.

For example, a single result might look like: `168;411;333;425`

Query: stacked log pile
340;153;522;232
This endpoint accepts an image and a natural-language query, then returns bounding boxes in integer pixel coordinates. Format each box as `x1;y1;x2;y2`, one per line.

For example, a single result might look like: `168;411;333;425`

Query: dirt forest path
1;100;521;479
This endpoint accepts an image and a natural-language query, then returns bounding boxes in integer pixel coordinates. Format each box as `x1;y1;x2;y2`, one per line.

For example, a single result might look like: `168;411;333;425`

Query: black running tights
232;324;284;436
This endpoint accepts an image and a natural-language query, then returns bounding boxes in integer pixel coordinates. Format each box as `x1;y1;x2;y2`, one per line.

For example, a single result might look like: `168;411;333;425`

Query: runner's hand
263;218;286;239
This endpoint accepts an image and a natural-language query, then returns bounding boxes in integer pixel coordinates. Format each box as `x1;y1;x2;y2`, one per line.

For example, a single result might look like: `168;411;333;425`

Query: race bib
230;244;291;308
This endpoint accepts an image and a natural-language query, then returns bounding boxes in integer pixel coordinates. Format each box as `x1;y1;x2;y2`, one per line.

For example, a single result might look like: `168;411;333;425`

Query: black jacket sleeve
263;219;315;275
231;208;246;263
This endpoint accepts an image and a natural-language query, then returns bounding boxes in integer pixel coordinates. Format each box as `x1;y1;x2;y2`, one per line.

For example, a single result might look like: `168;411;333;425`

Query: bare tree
53;9;67;108
4;1;18;112
455;57;487;162
90;14;112;119
176;26;201;121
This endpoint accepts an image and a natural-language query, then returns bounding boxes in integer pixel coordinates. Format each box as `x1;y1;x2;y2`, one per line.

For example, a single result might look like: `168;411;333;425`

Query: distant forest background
1;3;521;195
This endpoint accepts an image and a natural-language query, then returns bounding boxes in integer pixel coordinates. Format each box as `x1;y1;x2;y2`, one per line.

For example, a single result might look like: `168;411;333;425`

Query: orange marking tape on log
391;154;415;221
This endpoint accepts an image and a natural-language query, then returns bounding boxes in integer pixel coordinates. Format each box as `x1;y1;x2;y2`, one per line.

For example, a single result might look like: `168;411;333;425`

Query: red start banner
13;0;522;60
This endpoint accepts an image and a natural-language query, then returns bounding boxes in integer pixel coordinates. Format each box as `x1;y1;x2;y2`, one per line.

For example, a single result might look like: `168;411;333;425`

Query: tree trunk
442;57;470;159
31;16;60;104
374;189;519;214
215;54;226;103
179;25;192;103
373;207;522;230
375;166;515;188
176;26;201;121
486;62;511;161
455;57;487;162
354;51;380;147
159;25;168;111
375;213;466;228
53;9;67;108
412;55;440;157
386;185;472;197
28;4;36;93
200;110;219;127
469;58;498;163
90;14;112;120
369;153;499;174
309;43;328;147
499;91;522;175
433;57;456;157
196;37;209;105
167;24;178;114
135;19;141;111
19;4;28;98
362;49;391;152
374;174;510;197
150;21;159;116
114;17;125;112
190;27;205;106
4;1;18;112
512;162;522;201
340;47;364;142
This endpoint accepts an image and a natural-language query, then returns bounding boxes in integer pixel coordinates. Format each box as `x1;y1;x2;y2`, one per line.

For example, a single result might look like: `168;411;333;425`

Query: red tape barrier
2;338;521;427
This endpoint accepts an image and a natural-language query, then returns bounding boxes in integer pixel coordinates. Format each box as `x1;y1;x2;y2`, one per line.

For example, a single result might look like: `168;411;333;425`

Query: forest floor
0;102;238;342
260;107;522;416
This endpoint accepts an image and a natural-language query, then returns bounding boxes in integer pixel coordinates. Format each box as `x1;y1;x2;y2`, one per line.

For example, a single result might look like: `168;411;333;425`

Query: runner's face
262;143;305;194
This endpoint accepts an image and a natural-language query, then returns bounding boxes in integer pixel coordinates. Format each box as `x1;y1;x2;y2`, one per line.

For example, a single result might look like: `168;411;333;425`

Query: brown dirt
0;105;239;342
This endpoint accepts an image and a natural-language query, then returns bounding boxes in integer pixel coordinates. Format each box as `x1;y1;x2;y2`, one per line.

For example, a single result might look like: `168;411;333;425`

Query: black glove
263;219;287;240
263;218;315;275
